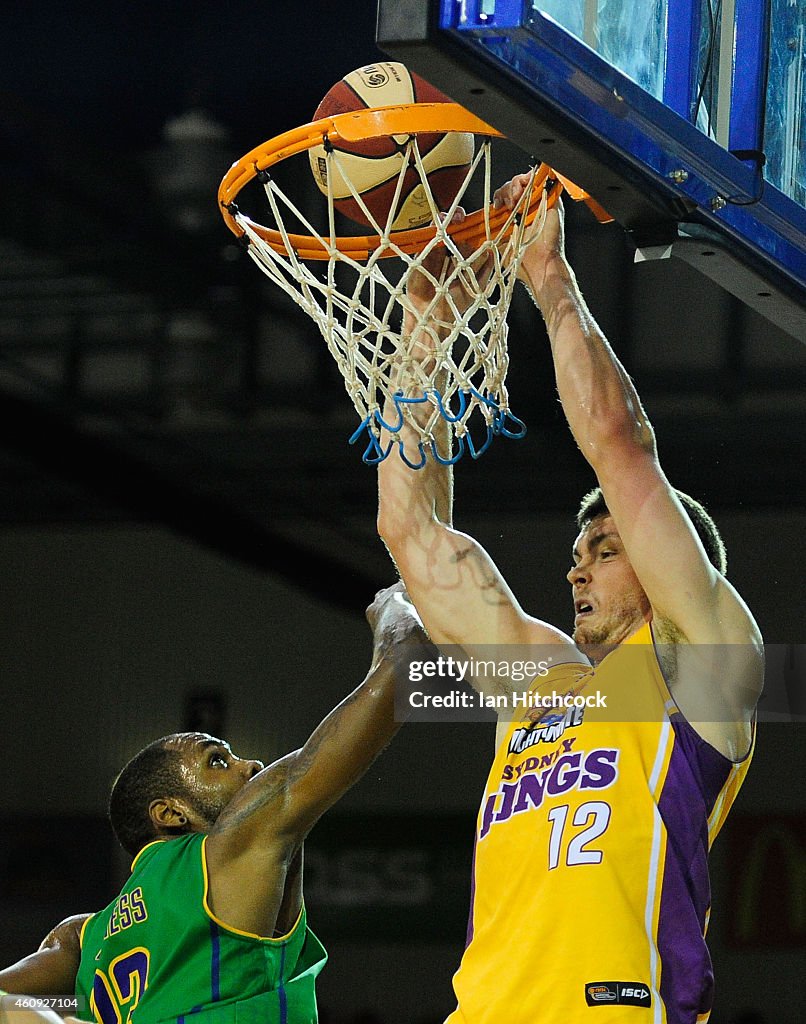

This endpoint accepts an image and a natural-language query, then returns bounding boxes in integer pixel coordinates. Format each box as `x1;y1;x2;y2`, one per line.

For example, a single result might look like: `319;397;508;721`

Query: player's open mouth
574;601;593;622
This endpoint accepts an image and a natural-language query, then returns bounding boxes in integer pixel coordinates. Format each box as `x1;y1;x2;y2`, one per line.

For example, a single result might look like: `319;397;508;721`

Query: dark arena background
0;3;803;1023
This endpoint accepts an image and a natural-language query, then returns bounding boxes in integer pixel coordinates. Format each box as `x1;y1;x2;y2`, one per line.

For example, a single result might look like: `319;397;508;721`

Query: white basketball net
232;137;547;465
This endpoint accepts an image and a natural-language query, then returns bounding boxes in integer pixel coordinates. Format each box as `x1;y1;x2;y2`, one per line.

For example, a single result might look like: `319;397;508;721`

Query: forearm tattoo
215;689;368;833
450;545;509;605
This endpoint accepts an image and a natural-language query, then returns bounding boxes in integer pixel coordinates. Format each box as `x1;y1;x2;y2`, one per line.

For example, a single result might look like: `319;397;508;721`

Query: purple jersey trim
465;834;479;948
279;942;288;1024
655;713;734;1021
209;920;221;1002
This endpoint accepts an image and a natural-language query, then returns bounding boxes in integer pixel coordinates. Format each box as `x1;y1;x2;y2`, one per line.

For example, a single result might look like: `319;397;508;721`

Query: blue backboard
377;0;806;340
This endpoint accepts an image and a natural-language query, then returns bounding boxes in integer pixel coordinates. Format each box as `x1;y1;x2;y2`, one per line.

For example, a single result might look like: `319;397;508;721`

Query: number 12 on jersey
547;801;611;869
92;947;150;1024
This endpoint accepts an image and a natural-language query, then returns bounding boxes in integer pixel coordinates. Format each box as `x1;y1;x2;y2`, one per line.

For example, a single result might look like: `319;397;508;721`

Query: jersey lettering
104;889;148;940
547;800;612;869
479;748;619;839
508;705;585;753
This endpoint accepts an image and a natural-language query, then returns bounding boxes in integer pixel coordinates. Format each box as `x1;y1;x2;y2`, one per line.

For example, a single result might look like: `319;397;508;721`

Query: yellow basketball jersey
446;623;753;1024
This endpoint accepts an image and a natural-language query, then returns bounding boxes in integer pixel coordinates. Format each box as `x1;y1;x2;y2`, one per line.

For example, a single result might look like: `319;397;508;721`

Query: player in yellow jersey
377;178;763;1023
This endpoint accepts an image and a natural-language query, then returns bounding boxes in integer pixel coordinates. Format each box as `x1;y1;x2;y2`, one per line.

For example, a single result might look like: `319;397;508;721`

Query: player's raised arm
498;176;762;749
203;583;431;932
377;231;582;663
0;915;90;997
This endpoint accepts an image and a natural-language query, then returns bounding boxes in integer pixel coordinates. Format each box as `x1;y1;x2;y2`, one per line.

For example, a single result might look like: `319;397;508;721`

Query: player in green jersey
0;583;429;1024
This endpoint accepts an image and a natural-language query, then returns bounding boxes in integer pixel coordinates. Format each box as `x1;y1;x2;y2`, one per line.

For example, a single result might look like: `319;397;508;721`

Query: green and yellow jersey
76;833;326;1024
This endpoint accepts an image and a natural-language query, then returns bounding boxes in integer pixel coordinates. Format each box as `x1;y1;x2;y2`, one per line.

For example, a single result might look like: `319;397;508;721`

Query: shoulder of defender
38;913;94;952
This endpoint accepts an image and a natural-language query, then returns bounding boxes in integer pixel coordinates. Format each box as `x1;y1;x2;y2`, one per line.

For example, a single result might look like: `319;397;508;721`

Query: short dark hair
576;486;727;575
108;736;192;858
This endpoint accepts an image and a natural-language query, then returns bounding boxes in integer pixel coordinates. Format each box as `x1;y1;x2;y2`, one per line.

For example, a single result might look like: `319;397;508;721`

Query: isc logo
585;981;651;1008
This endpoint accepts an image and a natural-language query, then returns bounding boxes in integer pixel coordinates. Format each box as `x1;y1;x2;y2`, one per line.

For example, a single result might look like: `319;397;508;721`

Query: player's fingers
492;172;532;210
440;206;466;225
493;183;518;209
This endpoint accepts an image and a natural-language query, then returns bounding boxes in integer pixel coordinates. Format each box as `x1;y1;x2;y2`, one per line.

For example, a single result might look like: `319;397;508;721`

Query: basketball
308;61;475;231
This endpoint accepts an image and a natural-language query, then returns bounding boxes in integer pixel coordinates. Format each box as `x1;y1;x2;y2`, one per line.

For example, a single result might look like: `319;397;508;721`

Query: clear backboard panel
534;0;667;100
766;0;805;206
377;0;806;340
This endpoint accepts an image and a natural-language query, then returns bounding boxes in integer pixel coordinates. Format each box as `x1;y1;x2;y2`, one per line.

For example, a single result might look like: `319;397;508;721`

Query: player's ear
149;797;190;830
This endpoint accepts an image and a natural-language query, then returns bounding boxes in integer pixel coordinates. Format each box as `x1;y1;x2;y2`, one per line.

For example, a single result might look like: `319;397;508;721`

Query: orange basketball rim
217;103;612;261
